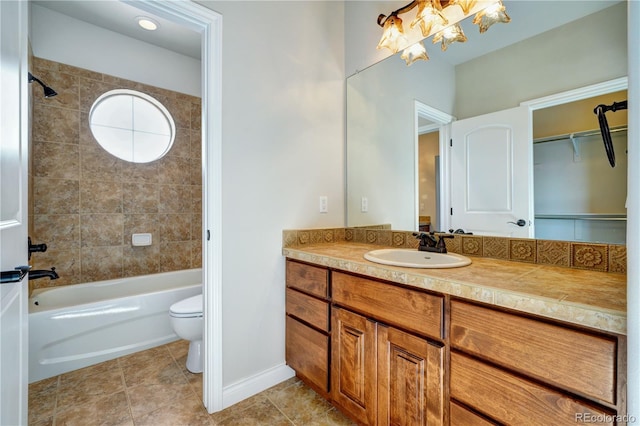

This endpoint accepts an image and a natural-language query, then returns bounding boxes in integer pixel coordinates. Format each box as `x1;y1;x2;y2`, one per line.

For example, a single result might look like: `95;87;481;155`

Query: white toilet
169;294;203;373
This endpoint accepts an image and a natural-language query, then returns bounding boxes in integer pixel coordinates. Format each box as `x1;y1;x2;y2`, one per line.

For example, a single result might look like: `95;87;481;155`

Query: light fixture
376;14;408;53
136;16;158;31
377;0;510;65
433;23;467;51
401;41;429;65
473;1;510;33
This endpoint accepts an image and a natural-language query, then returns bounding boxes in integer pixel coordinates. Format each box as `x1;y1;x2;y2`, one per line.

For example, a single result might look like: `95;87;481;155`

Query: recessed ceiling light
136;16;158;31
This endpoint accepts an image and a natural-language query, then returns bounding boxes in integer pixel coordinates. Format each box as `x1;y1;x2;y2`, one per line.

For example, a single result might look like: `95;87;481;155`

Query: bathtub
29;268;202;383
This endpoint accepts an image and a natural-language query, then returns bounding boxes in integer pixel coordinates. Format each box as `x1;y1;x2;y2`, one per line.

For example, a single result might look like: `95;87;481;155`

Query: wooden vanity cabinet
332;272;445;426
285;260;330;397
450;300;625;425
285;258;627;425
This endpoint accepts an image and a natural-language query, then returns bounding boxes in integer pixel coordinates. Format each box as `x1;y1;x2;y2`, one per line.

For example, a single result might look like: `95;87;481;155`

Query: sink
364;249;471;269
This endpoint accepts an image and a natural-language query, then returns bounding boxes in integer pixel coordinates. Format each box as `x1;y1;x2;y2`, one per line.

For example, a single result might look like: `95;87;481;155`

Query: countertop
283;242;627;335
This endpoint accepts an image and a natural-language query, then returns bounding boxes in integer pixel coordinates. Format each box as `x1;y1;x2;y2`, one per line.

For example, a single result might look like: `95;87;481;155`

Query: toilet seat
169;294;203;318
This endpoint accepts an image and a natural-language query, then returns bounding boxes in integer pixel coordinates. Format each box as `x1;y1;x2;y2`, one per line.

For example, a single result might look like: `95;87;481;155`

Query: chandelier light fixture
377;0;511;65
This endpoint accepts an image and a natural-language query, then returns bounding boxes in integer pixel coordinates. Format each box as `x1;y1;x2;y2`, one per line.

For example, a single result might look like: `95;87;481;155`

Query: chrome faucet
29;267;59;281
413;232;454;253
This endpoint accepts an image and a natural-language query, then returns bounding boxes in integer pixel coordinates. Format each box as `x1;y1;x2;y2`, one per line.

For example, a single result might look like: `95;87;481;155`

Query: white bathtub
29;268;202;383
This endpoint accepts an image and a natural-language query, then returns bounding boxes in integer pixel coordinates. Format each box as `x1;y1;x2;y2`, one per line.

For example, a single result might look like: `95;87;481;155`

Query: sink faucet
413;232;454;253
29;267;59;281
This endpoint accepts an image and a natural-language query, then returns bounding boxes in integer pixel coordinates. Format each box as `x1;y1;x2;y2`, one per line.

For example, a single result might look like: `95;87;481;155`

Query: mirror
89;89;175;163
346;2;628;243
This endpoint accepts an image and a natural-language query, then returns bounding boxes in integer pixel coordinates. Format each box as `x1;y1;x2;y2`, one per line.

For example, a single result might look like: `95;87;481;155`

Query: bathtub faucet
29;267;59;280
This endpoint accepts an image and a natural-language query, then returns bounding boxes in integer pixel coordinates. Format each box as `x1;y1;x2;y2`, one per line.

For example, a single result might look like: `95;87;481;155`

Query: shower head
28;72;58;98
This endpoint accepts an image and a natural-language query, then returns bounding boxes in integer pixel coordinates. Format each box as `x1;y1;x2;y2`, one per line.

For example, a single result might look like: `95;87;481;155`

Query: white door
1;0;30;424
450;106;533;238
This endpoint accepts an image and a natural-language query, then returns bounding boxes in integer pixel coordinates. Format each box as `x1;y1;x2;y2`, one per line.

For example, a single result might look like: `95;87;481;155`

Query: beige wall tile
509;239;536;263
483;237;509;259
159;242;192;272
537;240;571;267
34;178;79;214
33;141;79;179
33;104;79;143
30;58;201;286
123;183;159;214
608;245;626;274
159;185;191;213
81;246;124;282
571;243;608;272
159;214;191;242
168;127;191;159
80;144;122;181
80;180;123;213
80;214;124;247
33;214;80;250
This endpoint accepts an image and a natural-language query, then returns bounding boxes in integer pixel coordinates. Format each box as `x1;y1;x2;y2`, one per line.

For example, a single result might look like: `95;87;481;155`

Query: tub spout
29;267;59;280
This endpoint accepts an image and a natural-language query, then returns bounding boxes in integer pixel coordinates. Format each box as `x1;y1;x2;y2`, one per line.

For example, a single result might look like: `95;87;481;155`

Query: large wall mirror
346;1;628;244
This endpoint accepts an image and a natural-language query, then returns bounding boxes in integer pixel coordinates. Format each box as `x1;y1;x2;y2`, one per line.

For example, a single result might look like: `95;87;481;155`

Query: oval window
89;89;175;163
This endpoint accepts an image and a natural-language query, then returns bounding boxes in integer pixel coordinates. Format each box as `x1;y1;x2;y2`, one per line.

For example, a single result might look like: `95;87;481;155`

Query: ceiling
32;0;202;59
33;1;622;64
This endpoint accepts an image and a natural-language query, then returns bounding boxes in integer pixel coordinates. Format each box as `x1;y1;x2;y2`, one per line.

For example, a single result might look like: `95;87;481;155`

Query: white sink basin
364;249;471;269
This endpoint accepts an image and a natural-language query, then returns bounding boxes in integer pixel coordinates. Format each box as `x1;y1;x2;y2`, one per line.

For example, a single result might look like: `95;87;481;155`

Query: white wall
626;0;639;420
344;0;400;76
31;0;345;405
346;55;455;230
30;5;201;97
200;0;345;397
455;2;627;119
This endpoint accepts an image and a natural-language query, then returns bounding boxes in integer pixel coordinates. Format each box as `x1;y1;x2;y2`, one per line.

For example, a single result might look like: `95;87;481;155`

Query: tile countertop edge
282;247;627;335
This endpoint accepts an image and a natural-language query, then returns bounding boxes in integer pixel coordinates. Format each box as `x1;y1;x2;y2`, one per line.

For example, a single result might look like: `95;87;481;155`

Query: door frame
520;77;628;111
127;0;223;413
414;101;454;232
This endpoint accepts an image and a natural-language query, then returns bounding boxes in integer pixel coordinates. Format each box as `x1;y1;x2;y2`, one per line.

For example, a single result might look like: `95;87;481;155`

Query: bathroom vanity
284;242;627;426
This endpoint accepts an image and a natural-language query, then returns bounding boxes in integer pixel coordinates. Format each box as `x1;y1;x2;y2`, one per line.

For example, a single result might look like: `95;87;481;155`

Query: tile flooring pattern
28;340;355;425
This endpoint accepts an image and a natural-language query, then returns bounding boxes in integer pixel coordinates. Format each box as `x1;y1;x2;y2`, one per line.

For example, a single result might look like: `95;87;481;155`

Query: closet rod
533;125;627;144
535;214;627;221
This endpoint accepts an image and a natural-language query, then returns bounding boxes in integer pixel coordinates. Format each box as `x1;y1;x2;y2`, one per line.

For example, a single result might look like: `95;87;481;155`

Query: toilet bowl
169;294;203;373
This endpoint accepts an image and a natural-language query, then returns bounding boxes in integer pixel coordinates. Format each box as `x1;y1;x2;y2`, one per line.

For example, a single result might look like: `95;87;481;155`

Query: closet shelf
535;214;627;221
533;125;627;145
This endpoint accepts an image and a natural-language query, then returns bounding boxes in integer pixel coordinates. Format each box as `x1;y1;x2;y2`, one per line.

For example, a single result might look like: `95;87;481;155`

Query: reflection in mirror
346;2;627;244
533;92;628;244
346;53;455;232
89;89;175;163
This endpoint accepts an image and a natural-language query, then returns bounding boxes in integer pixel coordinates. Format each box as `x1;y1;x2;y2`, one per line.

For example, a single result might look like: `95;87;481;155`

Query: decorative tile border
283;227;626;274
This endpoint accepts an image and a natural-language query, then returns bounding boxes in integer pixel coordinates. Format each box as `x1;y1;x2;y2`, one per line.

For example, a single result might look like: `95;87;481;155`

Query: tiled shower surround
29;57;202;290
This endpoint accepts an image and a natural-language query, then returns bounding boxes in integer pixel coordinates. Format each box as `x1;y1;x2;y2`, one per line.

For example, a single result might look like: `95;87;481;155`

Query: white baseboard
221;363;296;409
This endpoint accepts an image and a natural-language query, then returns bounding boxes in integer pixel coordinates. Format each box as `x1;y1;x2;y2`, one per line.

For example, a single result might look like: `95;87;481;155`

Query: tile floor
28;340;355;425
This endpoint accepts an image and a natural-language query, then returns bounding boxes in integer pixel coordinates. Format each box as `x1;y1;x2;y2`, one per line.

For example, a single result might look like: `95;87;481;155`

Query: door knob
507;219;527;227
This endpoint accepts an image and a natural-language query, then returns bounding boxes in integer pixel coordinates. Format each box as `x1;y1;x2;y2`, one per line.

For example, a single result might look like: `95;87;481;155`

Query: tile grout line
118;358;137;426
265;394;297;426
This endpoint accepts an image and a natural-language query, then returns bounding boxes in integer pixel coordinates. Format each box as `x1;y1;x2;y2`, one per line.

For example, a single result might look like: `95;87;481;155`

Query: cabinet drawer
286;260;328;298
450;352;614;425
286;288;329;332
450;301;617;405
332;272;443;340
286;316;329;394
450;401;496;426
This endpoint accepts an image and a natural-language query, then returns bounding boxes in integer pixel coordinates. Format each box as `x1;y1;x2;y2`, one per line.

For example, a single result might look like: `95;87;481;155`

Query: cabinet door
377;325;444;426
331;307;377;425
